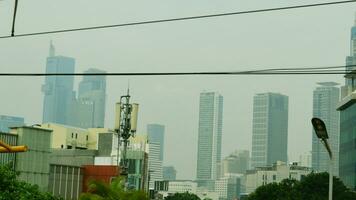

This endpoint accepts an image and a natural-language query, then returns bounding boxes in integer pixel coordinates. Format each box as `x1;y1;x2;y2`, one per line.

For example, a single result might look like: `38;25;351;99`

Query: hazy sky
0;0;355;179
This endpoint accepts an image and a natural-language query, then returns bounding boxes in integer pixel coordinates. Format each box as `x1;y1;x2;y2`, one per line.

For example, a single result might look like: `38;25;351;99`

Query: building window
71;133;74;138
273;175;276;181
75;133;78;139
86;135;89;141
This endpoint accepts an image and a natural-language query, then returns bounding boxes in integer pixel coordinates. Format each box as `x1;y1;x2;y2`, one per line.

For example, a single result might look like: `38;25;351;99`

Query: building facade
163;166;177;181
298;152;312;168
215;175;241;200
220;150;250;177
149;142;163;189
10;126;52;191
312;82;340;175
196;92;223;185
72;68;106;129
48;164;84;200
336;16;356;190
251;93;289;168
42;42;75;125
0;115;24;132
147;124;165;161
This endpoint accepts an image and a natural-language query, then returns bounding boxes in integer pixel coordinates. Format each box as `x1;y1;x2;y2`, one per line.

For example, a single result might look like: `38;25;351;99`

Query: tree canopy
0;164;60;200
79;178;148;200
248;172;356;200
164;192;201;200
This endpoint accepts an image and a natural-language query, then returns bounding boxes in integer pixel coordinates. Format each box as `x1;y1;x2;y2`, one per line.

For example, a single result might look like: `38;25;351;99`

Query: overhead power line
0;65;354;76
1;0;355;39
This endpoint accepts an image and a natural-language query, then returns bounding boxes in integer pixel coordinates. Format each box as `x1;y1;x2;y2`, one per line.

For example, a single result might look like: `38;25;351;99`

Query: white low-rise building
154;180;219;200
243;161;312;194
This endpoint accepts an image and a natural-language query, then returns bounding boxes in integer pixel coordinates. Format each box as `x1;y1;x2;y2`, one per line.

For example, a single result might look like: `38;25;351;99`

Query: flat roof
337;92;356;111
10;126;52;132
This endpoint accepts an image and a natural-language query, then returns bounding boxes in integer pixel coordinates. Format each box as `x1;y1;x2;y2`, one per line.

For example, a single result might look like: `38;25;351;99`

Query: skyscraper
147;124;165;161
148;142;163;189
196;92;223;183
312;82;340;176
75;68;107;128
251;93;288;168
337;16;356;189
42;42;75;125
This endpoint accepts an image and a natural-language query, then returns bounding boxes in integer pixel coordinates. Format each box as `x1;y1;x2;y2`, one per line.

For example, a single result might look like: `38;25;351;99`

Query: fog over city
0;0;354;180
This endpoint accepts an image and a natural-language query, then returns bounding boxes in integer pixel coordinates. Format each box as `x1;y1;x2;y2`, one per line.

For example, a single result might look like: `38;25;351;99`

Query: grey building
196;92;223;185
251;93;289;168
312;82;340;176
0;132;17;168
48;164;83;200
72;68;107;128
163;166;177;181
10;126;53;191
147;124;165;161
0;115;25;132
42;42;75;125
220;150;250;176
97;132;114;156
50;149;97;167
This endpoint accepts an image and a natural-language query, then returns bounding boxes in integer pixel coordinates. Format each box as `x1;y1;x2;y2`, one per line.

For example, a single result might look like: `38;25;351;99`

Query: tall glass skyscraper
337;15;356;190
42;42;75;125
147;124;165;161
196;92;223;183
76;68;107;128
251;93;288;168
312;82;340;176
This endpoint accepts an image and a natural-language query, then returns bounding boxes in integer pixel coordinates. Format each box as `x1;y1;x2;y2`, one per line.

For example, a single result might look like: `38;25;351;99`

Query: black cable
1;0;355;39
11;0;19;37
0;65;353;76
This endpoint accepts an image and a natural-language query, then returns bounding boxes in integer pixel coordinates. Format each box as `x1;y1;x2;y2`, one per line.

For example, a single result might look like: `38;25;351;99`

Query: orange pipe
0;145;28;153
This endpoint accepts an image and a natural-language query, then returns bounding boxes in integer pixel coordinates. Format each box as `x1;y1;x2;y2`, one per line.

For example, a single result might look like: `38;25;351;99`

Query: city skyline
0;0;354;180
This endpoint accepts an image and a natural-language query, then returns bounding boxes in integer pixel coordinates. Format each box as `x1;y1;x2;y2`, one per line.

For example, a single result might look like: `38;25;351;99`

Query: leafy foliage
248;172;356;200
0;164;60;200
164;192;201;200
79;177;148;200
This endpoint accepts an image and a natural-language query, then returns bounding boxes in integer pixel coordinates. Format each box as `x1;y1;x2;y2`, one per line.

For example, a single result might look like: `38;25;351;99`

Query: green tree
164;192;201;200
0;164;60;200
248;172;356;200
79;178;148;200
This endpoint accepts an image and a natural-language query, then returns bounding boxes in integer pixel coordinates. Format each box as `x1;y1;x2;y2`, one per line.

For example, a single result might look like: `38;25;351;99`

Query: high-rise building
42;41;75;125
337;16;356;189
77;68;106;128
163;166;177;181
147;124;165;161
148;142;163;189
196;92;223;184
251;93;288;168
312;82;340;175
0;115;24;132
220;150;250;177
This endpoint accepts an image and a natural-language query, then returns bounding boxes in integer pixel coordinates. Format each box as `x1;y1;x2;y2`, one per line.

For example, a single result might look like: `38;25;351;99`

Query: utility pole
114;89;139;187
